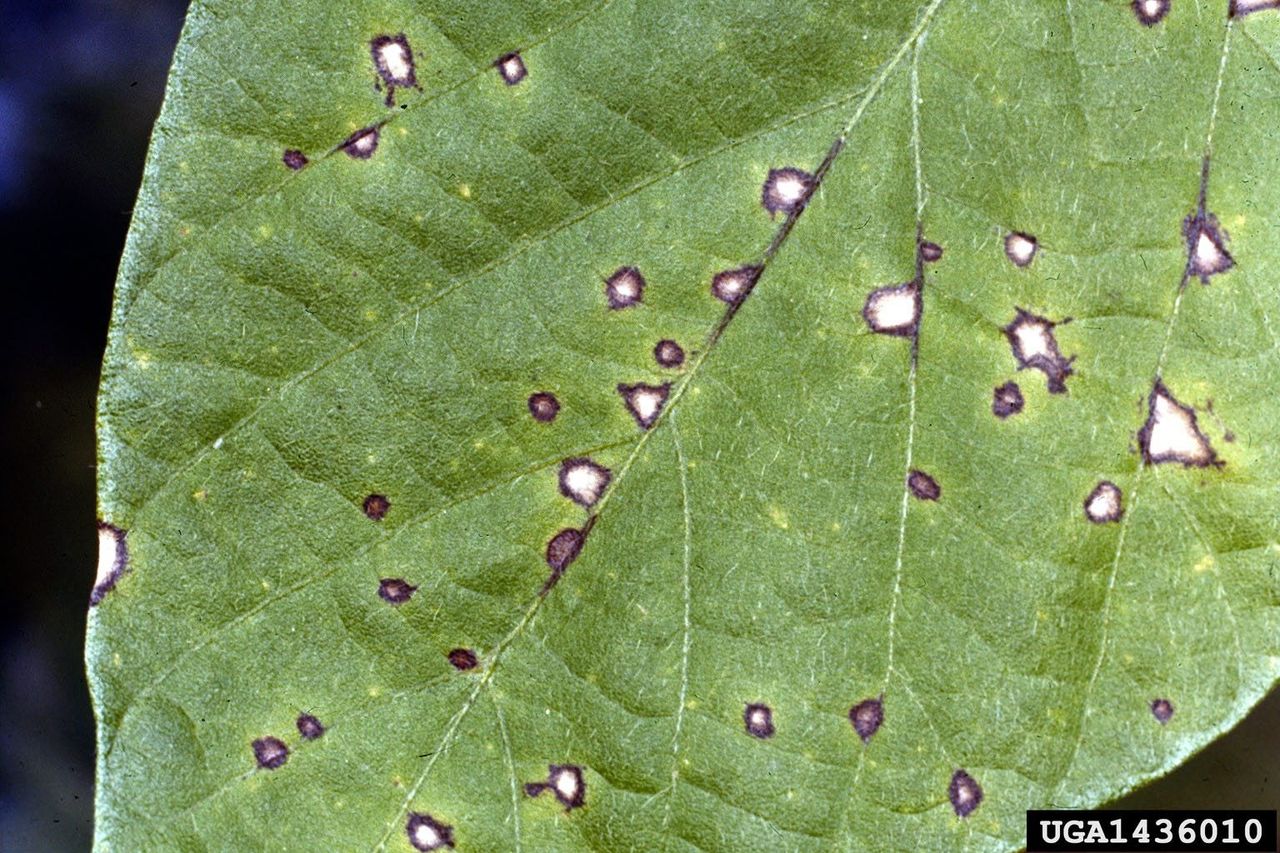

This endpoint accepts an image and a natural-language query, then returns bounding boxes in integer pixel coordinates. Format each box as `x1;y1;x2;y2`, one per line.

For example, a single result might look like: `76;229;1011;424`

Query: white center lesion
618;383;670;429
1084;481;1123;523
92;522;126;605
1140;382;1218;466
375;38;415;86
862;282;920;336
1004;231;1038;267
559;458;612;507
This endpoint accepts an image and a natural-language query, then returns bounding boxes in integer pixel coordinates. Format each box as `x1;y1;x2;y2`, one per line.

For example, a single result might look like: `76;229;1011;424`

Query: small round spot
525;764;586;810
605;266;645;309
371;34;417;89
282;149;308;170
296;713;325;740
252;736;289;770
1004;231;1038;268
342;126;380;159
862;282;920;337
496;52;528;86
992;381;1025;419
617;382;670;430
378;577;417;604
849;698;884;744
528;392;560;423
545;527;585;573
1132;0;1171;24
761;167;814;217
558;458;612;508
743;703;774;739
921;241;944;262
363;494;390;521
447;648;479;671
711;266;761;305
1150;698;1174;724
949;769;983;817
406;812;455;851
1084;481;1124;524
907;470;940;502
653;339;685;369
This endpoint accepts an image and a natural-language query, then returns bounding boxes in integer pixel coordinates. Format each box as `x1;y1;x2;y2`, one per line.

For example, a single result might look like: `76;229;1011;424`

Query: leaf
90;0;1280;849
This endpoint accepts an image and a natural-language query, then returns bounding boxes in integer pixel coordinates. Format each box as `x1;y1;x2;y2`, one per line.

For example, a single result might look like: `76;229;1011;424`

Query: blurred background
0;1;1275;849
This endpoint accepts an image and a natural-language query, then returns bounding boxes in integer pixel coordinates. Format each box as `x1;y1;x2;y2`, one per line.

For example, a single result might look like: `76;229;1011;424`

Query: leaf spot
711;265;761;306
1150;698;1175;724
1132;0;1171;25
1003;309;1074;394
605;266;645;309
761;167;814;217
92;522;127;606
296;713;325;740
282;149;308;170
949;769;983;817
558;458;612;508
524;764;586;810
377;577;417;604
862;282;920;337
342;126;380;160
1137;381;1220;467
447;648;479;671
527;391;560;423
992;381;1025;419
545;527;586;575
849;698;884;744
654;339;685;368
252;736;289;770
1084;481;1124;524
1230;0;1280;16
363;493;390;521
1004;231;1038;268
1184;211;1234;284
406;812;455;851
496;52;528;86
617;382;671;430
921;240;944;263
743;703;775;739
371;34;417;106
907;469;940;502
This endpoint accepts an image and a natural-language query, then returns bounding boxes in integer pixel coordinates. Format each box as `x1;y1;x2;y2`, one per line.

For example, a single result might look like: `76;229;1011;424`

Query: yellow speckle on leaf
458;183;472;199
364;309;378;322
768;505;790;530
1194;554;1215;574
256;224;273;240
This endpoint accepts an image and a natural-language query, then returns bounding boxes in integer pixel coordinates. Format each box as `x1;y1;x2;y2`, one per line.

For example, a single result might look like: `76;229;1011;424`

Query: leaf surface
91;1;1280;849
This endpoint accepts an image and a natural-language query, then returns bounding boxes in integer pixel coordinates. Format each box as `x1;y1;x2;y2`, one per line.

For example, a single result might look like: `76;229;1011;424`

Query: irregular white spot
1011;318;1053;361
747;706;769;729
375;37;414;86
1140;382;1217;466
412;822;441;850
618;382;670;429
93;523;126;604
1004;232;1038;268
1003;309;1073;393
551;767;580;802
1191;228;1232;278
1084;481;1123;523
497;52;528;85
343;127;380;159
559;458;611;507
862;282;919;336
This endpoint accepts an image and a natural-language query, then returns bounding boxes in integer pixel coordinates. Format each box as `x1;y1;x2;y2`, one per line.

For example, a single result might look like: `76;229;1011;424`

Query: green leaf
91;0;1280;849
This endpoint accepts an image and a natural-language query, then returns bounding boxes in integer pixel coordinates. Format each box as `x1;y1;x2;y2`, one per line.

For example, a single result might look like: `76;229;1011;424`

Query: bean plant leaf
90;0;1280;849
